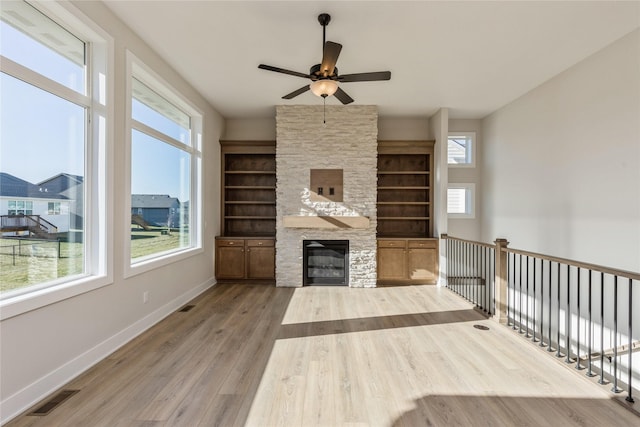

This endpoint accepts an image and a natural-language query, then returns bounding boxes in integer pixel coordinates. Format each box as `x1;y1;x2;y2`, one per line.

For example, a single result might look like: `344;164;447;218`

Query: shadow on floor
392;394;639;426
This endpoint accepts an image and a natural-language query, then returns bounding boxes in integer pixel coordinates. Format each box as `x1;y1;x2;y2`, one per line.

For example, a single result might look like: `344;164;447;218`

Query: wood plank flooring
6;283;639;426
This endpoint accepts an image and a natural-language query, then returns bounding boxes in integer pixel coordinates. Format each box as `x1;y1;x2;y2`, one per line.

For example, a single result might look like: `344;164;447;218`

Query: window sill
125;246;203;279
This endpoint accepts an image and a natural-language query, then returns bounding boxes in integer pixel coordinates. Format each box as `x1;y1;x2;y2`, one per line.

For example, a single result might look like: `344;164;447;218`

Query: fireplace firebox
303;240;349;286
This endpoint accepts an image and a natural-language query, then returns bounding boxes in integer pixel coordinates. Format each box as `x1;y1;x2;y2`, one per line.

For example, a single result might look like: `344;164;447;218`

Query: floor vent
178;304;195;312
28;389;79;416
474;324;490;331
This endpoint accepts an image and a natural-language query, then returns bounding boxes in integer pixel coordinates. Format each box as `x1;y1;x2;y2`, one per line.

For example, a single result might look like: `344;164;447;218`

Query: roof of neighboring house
0;173;68;199
38;173;84;193
131;194;180;209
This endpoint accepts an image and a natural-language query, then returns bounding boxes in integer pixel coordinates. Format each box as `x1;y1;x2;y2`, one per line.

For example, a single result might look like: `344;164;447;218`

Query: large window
127;59;202;268
448;132;475;166
0;1;109;314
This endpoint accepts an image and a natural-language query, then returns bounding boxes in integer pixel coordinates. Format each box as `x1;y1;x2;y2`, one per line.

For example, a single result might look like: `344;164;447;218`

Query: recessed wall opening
303;240;349;286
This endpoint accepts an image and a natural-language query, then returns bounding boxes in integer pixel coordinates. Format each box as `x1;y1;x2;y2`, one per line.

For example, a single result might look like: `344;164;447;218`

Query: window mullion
0;55;91;107
131;118;191;153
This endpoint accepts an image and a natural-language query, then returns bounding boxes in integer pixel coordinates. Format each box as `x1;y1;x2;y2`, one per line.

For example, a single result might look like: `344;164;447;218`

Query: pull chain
323;96;326;124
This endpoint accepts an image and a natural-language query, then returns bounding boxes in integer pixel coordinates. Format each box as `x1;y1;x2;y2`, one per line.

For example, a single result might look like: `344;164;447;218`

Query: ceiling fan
258;13;391;105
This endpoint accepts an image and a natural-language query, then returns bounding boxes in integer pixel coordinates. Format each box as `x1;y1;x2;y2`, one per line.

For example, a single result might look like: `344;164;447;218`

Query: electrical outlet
143;291;149;304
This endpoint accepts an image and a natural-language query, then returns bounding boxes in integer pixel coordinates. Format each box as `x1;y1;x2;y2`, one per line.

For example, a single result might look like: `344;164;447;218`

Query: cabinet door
216;243;245;279
246;239;275;279
407;247;437;283
377;246;406;280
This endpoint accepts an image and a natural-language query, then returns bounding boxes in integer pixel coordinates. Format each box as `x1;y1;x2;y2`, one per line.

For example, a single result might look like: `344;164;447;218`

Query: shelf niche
220;141;276;237
377;141;434;238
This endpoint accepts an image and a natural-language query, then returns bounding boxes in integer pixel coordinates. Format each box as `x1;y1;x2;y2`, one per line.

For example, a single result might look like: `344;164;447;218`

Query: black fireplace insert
303;240;349;286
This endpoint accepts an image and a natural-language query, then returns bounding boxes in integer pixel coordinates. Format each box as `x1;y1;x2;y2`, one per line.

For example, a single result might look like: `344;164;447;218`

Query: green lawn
0;229;188;293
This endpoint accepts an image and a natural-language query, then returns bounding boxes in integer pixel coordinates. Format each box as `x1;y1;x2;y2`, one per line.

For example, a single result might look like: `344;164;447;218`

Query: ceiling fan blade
320;41;342;77
282;85;310;99
338;71;391;82
333;87;354;105
258;64;310;79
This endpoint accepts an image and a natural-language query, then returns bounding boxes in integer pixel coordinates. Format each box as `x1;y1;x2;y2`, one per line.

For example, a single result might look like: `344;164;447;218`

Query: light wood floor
7;283;639;426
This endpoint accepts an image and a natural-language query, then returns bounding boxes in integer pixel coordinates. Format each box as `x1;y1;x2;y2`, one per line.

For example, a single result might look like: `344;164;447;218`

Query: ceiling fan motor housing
310;64;338;80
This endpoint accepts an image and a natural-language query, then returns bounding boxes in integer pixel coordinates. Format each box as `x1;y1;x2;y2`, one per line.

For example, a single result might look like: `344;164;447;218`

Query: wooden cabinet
217;141;276;283
377;238;438;284
376;141;437;284
377;141;434;238
377;240;407;280
215;238;275;281
215;239;245;279
221;141;276;237
246;239;275;279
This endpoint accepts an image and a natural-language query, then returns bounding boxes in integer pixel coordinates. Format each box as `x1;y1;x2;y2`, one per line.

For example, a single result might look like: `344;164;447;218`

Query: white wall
223;115;431;142
448;119;482;241
222;117;276;140
0;1;224;422
481;29;640;272
428;109;449;284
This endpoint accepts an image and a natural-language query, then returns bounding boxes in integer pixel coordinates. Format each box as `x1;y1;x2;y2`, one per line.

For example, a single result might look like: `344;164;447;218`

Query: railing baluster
519;254;524;334
474;244;479;307
489;247;494;315
586;270;596;377
576;267;583;369
532;257;537;342
612;275;620;393
548;260;553;352
526;256;531;338
510;252;515;328
627;278;634;403
599;272;605;385
566;264;572;363
453;239;457;293
557;263;562;357
540;258;545;347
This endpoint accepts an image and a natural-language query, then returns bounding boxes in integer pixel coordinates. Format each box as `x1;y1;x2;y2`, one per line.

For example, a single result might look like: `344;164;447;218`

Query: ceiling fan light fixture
310;79;338;97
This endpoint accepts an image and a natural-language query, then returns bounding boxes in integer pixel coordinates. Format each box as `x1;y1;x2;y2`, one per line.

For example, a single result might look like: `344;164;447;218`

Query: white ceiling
103;1;640;119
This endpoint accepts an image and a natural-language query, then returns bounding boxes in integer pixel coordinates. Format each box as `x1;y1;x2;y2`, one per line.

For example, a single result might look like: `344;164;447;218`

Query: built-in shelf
377;141;434;238
221;142;276;237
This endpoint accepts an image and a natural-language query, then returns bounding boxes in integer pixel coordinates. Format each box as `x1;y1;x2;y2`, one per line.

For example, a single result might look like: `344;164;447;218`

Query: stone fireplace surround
275;105;378;287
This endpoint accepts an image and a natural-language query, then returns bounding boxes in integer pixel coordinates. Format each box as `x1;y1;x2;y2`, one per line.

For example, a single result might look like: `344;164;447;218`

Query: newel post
494;238;509;324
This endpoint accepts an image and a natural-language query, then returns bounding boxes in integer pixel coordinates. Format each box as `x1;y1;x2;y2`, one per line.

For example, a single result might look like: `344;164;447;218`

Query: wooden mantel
282;215;370;229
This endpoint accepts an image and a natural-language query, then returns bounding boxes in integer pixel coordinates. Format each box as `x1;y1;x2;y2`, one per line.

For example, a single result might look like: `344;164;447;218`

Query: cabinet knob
229;242;234;245
258;242;263;245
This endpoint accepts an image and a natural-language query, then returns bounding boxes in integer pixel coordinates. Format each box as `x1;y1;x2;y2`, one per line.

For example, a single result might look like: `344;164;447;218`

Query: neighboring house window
448;184;475;218
448;132;475;167
0;1;109;314
8;200;33;215
127;56;202;268
48;202;61;215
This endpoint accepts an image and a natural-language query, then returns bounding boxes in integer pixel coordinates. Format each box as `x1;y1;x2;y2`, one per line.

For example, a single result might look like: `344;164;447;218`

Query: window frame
447;183;476;219
447;132;476;168
124;51;203;278
0;0;113;320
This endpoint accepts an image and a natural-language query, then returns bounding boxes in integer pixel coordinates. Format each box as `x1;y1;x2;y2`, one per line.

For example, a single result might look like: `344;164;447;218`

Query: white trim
0;0;114;315
123;50;203;277
0;278;216;425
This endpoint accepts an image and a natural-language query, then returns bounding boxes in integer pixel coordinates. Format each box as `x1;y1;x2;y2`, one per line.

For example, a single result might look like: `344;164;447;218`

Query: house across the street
130;194;183;228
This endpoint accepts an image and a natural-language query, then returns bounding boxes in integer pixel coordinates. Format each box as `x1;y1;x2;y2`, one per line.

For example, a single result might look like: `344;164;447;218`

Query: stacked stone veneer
275;105;378;287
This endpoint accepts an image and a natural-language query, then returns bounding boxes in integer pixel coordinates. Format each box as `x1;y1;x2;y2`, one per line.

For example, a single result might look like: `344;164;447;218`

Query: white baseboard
0;278;216;425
